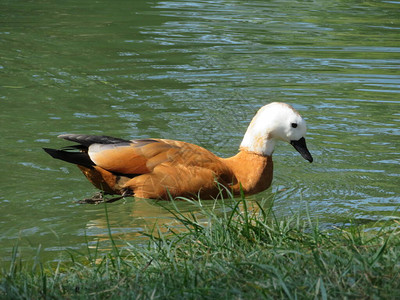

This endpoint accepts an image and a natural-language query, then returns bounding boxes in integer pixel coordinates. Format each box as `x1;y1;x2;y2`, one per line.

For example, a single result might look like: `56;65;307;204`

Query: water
1;0;399;263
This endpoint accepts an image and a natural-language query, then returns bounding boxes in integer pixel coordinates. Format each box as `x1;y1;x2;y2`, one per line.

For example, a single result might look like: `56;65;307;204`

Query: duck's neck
222;150;273;195
240;128;276;156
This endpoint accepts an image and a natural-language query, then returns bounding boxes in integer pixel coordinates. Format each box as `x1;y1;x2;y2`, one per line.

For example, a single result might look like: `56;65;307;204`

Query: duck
43;102;313;201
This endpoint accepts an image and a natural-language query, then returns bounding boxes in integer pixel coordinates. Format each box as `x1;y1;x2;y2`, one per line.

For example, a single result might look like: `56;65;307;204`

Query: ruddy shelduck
44;102;313;201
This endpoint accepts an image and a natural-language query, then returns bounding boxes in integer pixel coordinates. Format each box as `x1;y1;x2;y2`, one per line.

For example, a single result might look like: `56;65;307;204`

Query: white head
240;102;313;162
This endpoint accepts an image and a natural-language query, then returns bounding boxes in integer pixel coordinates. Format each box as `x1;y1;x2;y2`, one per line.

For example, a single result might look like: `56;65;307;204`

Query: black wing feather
43;148;94;168
58;134;131;147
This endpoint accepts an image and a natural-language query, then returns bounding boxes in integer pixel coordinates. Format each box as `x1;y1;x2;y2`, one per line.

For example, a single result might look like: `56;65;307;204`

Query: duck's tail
43;147;94;168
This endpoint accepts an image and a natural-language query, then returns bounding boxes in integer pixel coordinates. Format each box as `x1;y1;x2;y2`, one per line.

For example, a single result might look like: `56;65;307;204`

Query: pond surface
1;0;399;263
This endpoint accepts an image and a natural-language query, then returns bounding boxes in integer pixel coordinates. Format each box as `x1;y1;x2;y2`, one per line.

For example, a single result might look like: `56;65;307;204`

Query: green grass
1;194;400;299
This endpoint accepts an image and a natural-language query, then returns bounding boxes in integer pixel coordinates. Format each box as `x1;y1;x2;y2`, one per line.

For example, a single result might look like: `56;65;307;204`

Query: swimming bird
43;102;313;201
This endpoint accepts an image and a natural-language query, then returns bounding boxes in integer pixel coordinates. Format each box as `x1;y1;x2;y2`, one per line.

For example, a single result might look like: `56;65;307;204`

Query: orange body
74;139;273;200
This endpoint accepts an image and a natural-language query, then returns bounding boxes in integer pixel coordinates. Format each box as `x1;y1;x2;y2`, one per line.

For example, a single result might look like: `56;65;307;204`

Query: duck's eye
291;123;298;128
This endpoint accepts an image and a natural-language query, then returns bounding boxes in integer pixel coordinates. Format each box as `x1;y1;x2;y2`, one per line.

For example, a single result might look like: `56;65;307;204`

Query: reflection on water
81;195;275;255
0;0;399;262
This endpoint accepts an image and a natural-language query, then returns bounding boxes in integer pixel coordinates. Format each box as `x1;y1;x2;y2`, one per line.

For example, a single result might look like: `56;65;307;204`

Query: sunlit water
1;0;399;263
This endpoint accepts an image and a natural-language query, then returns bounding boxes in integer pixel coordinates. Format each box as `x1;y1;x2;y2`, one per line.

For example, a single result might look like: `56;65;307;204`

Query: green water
1;0;399;263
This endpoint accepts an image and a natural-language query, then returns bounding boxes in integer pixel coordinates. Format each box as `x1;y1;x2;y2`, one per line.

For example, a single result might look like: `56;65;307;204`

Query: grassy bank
1;196;400;299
